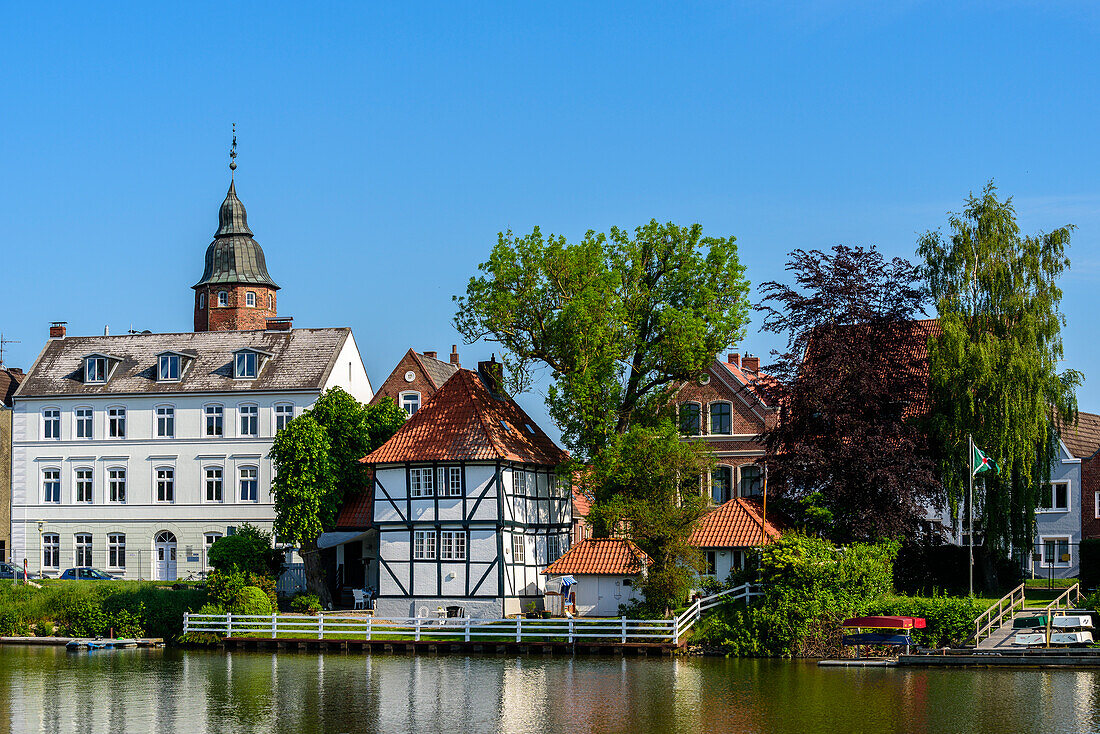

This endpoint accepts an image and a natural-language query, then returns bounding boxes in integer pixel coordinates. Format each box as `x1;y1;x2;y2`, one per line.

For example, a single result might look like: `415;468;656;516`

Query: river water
1;645;1099;733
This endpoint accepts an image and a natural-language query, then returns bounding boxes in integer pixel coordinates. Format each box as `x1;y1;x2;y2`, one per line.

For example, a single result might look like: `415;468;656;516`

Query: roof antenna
0;333;20;369
229;123;238;180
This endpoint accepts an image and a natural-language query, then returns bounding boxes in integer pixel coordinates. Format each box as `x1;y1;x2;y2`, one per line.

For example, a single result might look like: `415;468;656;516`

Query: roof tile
1055;410;1100;459
689;497;783;548
543;538;651;576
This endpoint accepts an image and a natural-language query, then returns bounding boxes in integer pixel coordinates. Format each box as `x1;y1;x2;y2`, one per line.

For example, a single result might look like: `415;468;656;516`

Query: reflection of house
9;178;373;579
542;538;649;616
670;353;777;504
370;347;460;416
1;367;25;562
363;359;571;618
689;497;782;582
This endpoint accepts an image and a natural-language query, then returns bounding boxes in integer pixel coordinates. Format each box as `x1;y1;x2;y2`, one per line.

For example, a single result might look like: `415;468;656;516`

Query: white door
154;531;177;581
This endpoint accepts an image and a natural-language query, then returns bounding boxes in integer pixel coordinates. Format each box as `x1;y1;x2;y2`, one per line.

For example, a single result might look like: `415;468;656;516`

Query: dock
221;636;676;656
900;648;1100;668
0;636;164;648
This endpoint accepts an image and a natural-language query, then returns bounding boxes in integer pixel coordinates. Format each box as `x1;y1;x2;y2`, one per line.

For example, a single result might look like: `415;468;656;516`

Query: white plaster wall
322;333;374;405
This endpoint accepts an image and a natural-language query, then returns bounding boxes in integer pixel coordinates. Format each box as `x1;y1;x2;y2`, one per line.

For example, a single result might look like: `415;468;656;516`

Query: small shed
542;538;651;617
689;497;783;582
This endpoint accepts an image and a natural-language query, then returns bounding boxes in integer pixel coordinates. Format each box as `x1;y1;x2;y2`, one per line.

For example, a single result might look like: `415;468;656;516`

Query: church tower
193;134;280;332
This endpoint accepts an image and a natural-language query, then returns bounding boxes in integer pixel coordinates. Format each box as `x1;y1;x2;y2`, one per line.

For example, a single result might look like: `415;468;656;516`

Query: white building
9;177;373;579
542;538;649;617
359;360;572;618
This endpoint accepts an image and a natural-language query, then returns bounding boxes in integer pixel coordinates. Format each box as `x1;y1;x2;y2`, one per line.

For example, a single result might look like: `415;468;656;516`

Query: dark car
0;562;38;580
58;567;115;580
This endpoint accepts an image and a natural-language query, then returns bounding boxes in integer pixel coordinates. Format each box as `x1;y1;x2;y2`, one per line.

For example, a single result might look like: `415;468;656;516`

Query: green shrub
290;593;322;615
231;586;273;616
206;571;247;607
0;609;31;636
207;524;285;578
247;573;278;609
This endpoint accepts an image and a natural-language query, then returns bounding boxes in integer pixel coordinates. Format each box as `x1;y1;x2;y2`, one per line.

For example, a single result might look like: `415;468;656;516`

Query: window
234;352;258;379
43;468;61;503
1042;537;1071;567
205;467;224;502
75;407;93;439
239;404;258;436
409;467;434;497
239;466;258;502
275;403;294;432
42;534;59;569
75;468;93;503
198;292;205;309
413;530;436;560
43;409;61;439
156;405;175;438
268;294;273;309
440;530;466;560
400;392;421;416
679;403;701;435
548;535;562;564
108;468;126;502
108;407;126;438
511;534;526;563
75;534;92;567
445;467;462;497
204;533;222;568
1039;481;1070;511
710;402;732;435
205;405;224;437
246;291;256;307
108;534;126;569
158;354;181;381
731;550;745;570
712;466;732;504
217;290;228;307
85;356;108;383
704;551;717;576
156;468;175;502
739;465;763;497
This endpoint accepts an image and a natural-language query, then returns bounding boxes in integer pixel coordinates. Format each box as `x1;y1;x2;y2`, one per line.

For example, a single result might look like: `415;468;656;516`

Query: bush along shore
690;535;986;657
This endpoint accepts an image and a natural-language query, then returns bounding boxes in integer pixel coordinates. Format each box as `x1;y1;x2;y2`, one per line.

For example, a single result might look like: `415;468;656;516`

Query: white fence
276;564;306;596
183;582;762;646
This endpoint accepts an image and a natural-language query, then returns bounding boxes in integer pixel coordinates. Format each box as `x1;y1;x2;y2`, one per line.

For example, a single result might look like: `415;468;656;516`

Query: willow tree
918;181;1081;560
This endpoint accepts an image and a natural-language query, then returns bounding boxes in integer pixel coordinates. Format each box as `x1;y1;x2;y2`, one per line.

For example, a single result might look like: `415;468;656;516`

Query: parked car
58;567;116;581
0;562;38;580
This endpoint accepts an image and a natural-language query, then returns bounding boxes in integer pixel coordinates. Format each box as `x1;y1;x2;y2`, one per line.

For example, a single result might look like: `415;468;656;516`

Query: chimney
49;322;67;339
727;352;740;368
266;317;293;332
478;355;505;395
450;345;460;366
742;354;760;373
423;351;437;360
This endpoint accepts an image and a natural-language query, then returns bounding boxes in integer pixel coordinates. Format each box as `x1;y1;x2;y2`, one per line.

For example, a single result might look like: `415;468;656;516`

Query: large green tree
455;220;751;609
270;389;405;606
918;182;1081;563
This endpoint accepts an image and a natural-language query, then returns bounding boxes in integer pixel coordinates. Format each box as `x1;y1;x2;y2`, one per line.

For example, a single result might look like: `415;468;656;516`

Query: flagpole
968;434;974;598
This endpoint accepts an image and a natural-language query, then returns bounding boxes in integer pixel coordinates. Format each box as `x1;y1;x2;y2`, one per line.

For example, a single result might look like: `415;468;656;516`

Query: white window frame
205;404;224;437
42;408;61;440
204;532;223;569
409;467;434;497
1038;480;1071;513
205;466;224;503
107;533;126;570
158;354;181;382
413;530;436;560
239;403;259;437
511;534;526;563
440;530;466;561
246;291;256;307
42;467;61;504
711;465;733;505
400;391;421;417
274;403;294;432
1095;491;1100;520
708;401;733;436
74;467;93;504
74;533;92;567
217;290;228;307
1040;535;1072;568
738;464;763;498
74;407;93;439
85;356;108;384
445;466;462;497
42;533;60;570
704;550;717;576
108;467;126;503
234;351;259;380
239;466;258;502
156;467;175;503
107;406;126;439
155;404;175;438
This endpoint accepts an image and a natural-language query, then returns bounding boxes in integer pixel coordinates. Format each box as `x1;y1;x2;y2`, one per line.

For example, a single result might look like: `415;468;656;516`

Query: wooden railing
1044;583;1084;617
971;583;1025;646
673;583;762;643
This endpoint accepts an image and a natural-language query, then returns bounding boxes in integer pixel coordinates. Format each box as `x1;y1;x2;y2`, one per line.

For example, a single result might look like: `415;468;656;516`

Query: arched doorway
154;531;177;581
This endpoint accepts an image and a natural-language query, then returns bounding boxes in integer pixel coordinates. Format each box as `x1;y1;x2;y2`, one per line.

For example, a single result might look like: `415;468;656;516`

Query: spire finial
229;123;238;178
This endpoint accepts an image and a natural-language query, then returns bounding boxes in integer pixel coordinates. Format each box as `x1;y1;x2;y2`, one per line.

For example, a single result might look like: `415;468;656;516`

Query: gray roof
193;181;279;290
418;352;460;388
14;328;351;398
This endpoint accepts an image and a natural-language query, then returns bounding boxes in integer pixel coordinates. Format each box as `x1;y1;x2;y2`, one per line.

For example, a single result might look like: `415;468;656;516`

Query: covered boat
1012;615;1047;629
1012;633;1046;646
840;616;926;630
1052;615;1094;629
1050;631;1094;645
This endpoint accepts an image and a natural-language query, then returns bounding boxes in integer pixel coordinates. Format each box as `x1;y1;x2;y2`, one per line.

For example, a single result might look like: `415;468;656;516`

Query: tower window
218;291;228;307
198;292;205;310
246;292;256;307
268;294;273;309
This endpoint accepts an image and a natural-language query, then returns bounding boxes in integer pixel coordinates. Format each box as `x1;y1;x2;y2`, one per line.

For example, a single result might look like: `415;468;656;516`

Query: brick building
369;347;461;416
1;367;25;563
1056;412;1100;542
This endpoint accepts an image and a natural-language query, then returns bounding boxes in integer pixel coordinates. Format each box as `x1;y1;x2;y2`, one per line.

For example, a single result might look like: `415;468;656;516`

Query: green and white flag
972;444;999;476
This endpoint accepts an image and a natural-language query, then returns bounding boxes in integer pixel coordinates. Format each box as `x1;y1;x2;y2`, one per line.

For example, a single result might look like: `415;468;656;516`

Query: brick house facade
369;346;461;416
1058;412;1100;541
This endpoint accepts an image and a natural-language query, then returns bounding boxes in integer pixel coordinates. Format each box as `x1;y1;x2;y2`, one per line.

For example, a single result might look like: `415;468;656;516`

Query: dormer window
159;354;181;382
85;356;108;383
232;349;270;380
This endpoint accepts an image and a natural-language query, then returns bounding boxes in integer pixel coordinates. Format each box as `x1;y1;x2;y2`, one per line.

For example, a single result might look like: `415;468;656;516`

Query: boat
66;639;139;650
840;616;926;630
1049;631;1094;646
1012;633;1046;646
1052;615;1094;629
842;633;914;646
1012;615;1047;629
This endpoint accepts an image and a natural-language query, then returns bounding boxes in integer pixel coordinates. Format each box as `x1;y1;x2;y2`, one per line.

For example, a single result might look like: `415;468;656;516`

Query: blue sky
1;2;1098;441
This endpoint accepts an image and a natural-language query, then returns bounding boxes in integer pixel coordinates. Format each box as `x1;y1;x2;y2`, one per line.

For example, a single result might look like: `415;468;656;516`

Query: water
1;646;1099;733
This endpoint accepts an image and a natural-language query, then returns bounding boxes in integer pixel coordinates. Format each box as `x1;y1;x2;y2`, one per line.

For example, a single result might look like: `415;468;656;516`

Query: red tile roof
1055;410;1100;459
334;492;372;530
572;489;592;518
717;360;778;409
543;538;651;576
688;497;783;548
363;369;568;466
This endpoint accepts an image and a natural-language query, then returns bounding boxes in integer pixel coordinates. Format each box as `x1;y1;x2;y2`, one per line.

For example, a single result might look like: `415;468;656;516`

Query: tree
918;181;1080;562
206;523;284;578
270;389;405;607
456;220;751;608
756;245;942;542
455;220;750;459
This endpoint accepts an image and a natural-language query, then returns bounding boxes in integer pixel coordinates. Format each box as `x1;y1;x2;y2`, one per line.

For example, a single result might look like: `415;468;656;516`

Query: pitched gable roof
0;368;23;407
334;492;372;530
543;538;651;576
715;359;778;410
689;497;783;548
363;369;568;465
411;350;461;389
1055;411;1100;459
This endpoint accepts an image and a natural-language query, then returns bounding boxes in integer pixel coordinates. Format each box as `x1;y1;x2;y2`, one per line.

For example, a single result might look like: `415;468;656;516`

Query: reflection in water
2;646;1100;733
